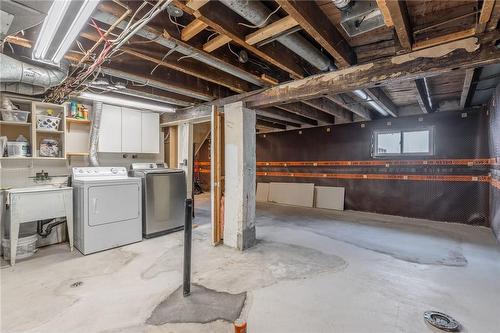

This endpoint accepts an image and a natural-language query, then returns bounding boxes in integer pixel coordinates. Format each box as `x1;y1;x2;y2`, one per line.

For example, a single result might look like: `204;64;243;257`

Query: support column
178;122;193;199
223;101;256;250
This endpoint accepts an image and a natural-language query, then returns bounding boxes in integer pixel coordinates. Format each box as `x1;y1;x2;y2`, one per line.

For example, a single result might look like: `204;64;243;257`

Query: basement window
374;128;434;157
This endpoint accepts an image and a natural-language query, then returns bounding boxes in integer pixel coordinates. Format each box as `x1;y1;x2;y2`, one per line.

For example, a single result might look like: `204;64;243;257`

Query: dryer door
87;183;140;226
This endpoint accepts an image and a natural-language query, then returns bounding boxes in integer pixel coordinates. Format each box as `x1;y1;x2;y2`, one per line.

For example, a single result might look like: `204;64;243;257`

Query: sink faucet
35;170;49;181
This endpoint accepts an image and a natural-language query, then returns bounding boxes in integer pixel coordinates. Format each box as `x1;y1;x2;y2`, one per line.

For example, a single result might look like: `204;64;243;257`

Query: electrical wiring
238;5;281;29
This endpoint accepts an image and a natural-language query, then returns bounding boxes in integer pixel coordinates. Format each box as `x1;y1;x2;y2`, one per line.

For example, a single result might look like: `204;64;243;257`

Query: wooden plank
464;67;483;108
203;34;231;52
181;0;307;79
302;98;353;122
256;114;301;128
277;102;337;124
275;0;355;67
210;106;223;245
364;88;399;117
382;0;412;51
261;74;279;86
256;119;286;130
181;18;208;41
376;0;394;27
186;0;209;11
414;78;433;113
169;126;178;171
413;28;476;51
477;0;496;33
245;16;298;45
487;0;500;31
460;68;475;109
243;34;500;108
326;95;372;120
259;107;318;126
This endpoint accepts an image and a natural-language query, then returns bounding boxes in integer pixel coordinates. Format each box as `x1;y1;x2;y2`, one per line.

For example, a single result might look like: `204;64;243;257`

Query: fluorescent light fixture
353;89;388;116
78;92;176;113
52;0;101;63
32;0;71;60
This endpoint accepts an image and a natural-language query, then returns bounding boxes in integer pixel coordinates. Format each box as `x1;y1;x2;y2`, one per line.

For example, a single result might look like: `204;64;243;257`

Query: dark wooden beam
460;68;475;109
464;67;483;108
302;98;353;122
259;107;318;126
378;0;412;51
414;78;433;113
276;102;337;124
364;88;399;117
477;0;496;33
326;95;372;120
243;33;500;108
275;0;355;67
256;119;287;130
256;114;301;128
178;0;307;79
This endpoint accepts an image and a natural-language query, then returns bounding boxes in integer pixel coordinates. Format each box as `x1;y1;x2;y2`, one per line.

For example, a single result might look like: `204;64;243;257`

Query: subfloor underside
2;194;500;333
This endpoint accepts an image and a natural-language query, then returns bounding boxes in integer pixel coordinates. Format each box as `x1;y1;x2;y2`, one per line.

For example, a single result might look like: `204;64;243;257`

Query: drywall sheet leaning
268;182;314;207
256;183;270;202
315;186;345;210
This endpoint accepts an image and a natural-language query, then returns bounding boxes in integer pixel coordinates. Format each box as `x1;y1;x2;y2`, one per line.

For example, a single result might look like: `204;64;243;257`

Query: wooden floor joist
181;18;208;41
245;16;299;46
203;34;232;52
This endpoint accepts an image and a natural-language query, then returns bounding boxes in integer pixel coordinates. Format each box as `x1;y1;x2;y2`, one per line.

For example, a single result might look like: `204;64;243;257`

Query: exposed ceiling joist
243;34;500;108
414;78;433;113
364;88;399;117
181;18;208;41
326;95;372;120
185;0;209;11
477;0;496;33
256;114;301;128
256;118;286;130
487;1;500;31
245;15;298;46
459;68;475;109
275;0;355;67
203;34;231;52
276;102;337;124
177;0;307;79
302;98;353;122
412;28;476;51
463;67;483;108
378;0;412;51
260;107;318;126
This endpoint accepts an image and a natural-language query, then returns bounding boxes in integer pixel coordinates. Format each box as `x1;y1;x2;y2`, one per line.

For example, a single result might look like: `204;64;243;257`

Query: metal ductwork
0;54;68;95
88;101;103;167
218;0;334;71
335;0;385;37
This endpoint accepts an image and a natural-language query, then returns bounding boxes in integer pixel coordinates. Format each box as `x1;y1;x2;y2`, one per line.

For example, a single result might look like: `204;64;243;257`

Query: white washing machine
72;167;142;255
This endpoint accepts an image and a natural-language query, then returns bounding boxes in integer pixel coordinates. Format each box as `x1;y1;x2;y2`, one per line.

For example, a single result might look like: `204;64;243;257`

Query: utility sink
6;184;69;194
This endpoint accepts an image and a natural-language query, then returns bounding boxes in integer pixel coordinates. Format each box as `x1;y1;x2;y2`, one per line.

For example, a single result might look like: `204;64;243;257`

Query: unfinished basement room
1;0;500;332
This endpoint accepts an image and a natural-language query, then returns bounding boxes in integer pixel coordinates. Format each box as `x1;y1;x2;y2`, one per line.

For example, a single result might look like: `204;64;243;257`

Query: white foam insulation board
256;183;270;202
268;182;315;207
315;186;345;211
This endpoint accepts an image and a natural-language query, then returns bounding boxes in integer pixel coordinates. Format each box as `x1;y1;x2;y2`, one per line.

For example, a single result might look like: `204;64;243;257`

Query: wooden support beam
376;0;394;27
477;0;496;33
4;35;32;48
276;102;337;124
203;34;231;52
256;114;300;128
186;0;209;11
379;0;412;51
463;67;483;108
302;98;353;122
364;88;399;117
275;0;355;67
257;119;287;130
414;78;433;113
243;34;500;108
413;28;476;51
460;68;475;109
260;107;318;126
176;0;307;79
487;1;500;31
181;18;208;41
245;16;298;45
326;95;372;120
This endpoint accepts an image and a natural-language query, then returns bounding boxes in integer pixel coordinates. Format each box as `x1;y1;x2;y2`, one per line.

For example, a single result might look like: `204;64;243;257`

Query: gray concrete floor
2;193;500;333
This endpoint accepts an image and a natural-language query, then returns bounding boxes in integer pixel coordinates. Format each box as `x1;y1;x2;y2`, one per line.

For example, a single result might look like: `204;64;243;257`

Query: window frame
373;126;435;158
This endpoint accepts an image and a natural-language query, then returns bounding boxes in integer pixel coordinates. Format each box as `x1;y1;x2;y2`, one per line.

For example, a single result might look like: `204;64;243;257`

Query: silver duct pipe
88;101;103;166
218;0;334;71
92;10;265;87
0;54;68;95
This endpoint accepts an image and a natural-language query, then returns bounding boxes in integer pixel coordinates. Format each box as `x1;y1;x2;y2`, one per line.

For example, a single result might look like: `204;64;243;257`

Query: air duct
218;0;334;71
0;54;68;95
88;101;103;167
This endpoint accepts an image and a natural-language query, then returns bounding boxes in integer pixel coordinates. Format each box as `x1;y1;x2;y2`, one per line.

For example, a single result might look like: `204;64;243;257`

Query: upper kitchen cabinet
141;112;159;154
98;104;159;154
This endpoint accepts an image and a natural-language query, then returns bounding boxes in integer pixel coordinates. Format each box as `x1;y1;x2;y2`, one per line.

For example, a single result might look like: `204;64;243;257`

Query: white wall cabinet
98;104;159;154
141;112;160;153
121;107;142;153
98;104;122;152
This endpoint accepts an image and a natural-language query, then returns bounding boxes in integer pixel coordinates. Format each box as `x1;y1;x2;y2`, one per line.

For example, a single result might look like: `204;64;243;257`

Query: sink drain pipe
183;198;193;297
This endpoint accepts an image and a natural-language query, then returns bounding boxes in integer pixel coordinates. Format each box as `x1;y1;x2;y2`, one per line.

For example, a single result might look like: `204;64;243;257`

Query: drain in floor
70;281;83;288
424;311;460;332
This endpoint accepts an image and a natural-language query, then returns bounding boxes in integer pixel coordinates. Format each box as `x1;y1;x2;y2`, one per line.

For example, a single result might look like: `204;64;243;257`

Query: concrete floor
2;193;500;333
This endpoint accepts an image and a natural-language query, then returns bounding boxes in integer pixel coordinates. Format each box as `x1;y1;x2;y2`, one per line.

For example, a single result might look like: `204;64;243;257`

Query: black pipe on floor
183;198;193;297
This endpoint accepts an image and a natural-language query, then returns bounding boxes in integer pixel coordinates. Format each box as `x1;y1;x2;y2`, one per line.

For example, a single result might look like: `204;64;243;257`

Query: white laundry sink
6;184;69;194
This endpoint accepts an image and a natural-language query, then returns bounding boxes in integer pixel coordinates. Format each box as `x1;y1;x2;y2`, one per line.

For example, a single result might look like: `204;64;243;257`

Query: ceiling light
78;92;176;113
52;0;101;63
32;1;71;60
